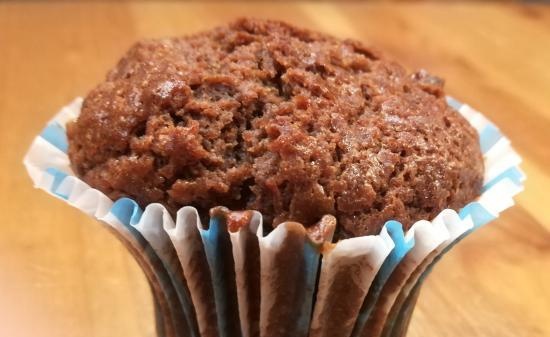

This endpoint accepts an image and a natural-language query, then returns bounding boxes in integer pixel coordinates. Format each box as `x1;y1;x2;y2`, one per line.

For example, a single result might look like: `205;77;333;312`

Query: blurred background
1;1;549;337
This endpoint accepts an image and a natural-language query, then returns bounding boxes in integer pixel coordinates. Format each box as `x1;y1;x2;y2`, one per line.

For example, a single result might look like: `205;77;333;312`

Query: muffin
66;18;484;239
23;17;526;337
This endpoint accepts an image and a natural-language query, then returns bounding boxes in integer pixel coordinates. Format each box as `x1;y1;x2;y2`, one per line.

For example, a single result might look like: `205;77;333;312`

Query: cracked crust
67;18;483;238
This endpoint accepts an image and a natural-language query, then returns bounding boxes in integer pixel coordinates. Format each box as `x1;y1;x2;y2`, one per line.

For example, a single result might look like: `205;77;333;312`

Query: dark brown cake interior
67;18;484;238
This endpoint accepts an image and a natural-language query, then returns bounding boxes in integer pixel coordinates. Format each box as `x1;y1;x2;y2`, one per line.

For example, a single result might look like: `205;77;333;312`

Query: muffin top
67;18;483;238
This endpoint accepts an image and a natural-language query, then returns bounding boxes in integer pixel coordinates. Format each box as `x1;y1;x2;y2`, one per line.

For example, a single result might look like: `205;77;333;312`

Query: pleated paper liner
24;97;524;337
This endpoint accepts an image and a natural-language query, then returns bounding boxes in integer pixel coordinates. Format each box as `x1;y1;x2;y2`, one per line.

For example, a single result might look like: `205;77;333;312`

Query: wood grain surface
1;2;549;337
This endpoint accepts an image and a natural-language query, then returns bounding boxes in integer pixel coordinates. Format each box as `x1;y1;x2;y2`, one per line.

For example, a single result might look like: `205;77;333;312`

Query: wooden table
1;2;549;337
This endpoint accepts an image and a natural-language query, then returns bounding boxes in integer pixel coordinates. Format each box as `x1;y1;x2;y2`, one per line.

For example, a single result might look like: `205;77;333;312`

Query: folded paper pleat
165;208;218;337
230;212;262;337
258;222;319;337
309;229;393;337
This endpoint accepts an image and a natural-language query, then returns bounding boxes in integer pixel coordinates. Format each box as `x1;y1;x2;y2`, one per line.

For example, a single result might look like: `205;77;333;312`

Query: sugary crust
67;18;483;238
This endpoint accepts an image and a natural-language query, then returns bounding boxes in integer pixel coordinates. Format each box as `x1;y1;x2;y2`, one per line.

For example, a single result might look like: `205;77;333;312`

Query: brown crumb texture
67;18;484;238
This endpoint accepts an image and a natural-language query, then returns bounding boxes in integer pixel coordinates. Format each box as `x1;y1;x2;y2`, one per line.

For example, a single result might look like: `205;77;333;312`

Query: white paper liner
164;207;217;337
24;97;524;337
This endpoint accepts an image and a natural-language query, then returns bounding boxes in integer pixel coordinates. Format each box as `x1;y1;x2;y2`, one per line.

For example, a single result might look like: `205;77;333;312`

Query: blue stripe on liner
380;221;415;277
483;166;524;192
110;198;143;226
381;211;487;337
479;124;502;154
111;199;200;337
201;216;242;337
41;122;68;153
350;221;414;337
459;202;496;229
123;219;188;337
387;217;479;336
446;96;462;110
296;241;322;336
386;223;473;336
45;167;69;199
111;200;197;337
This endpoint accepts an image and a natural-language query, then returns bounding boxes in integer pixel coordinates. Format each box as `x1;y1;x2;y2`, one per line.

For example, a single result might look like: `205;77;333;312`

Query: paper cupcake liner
24;97;524;337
